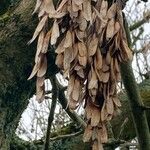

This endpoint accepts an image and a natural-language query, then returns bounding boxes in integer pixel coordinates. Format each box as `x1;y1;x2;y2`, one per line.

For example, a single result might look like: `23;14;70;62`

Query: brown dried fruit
83;125;93;142
51;20;60;45
29;15;48;44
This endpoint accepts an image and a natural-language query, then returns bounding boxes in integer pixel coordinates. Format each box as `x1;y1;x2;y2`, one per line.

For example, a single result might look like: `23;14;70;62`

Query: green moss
0;0;11;15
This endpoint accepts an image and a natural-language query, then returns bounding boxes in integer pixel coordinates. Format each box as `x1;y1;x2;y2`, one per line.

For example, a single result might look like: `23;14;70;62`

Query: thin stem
129;12;150;31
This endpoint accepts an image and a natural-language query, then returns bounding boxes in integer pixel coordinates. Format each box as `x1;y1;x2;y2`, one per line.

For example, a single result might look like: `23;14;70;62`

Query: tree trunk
0;0;36;149
0;0;59;149
120;16;150;150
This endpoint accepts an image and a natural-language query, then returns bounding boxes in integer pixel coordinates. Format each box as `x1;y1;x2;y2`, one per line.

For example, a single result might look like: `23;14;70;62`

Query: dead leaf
36;84;44;101
106;97;114;115
77;69;84;78
28;62;40;80
29;15;48;44
88;67;98;89
74;64;82;71
91;107;101;127
101;72;110;83
101;102;108;122
93;7;108;27
78;13;87;31
75;30;85;41
78;42;87;56
98;124;108;143
69;99;78;109
37;55;47;77
88;37;99;56
44;0;56;14
95;48;102;70
72;1;80;12
51;11;67;19
100;0;108;18
37;76;45;87
56;0;68;12
92;140;99;150
107;3;117;19
51;20;60;45
106;18;115;39
113;96;121;107
114;58;120;73
83;124;93;142
64;30;72;48
67;75;75;97
72;79;80;101
41;30;51;53
90;88;97;96
71;44;78;62
109;80;116;96
55;39;65;54
32;0;42;14
114;21;120;34
35;30;45;63
63;48;72;70
55;53;64;68
102;63;109;72
78;55;87;67
73;0;84;6
83;0;92;23
85;101;92;120
106;51;111;65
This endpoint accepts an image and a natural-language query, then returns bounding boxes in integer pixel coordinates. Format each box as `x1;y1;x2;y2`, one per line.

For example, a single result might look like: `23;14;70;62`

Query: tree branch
44;76;58;150
120;142;139;149
132;27;144;47
120;14;150;150
50;130;83;141
129;12;150;31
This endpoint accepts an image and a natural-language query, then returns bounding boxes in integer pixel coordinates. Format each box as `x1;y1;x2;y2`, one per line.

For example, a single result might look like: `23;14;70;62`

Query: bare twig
50;130;83;141
129;12;150;31
135;52;144;81
132;27;144;47
120;142;139;149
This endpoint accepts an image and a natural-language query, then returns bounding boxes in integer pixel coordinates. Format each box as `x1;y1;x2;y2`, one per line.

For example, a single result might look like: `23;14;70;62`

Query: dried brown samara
29;0;132;149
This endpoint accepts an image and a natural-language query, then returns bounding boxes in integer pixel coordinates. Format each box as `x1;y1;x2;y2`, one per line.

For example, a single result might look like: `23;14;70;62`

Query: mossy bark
0;0;36;149
0;0;59;149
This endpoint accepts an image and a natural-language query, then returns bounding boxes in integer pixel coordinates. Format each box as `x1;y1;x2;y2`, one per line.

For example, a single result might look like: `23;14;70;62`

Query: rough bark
0;0;59;149
0;0;38;149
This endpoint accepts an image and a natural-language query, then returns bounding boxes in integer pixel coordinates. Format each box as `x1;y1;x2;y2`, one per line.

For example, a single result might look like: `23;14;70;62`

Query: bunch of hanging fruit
28;0;132;149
